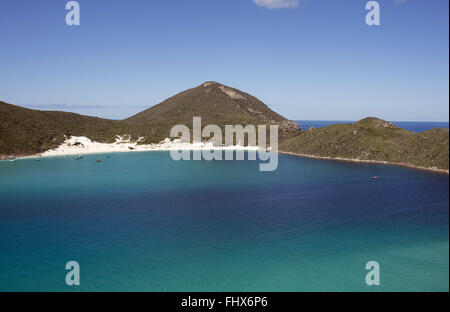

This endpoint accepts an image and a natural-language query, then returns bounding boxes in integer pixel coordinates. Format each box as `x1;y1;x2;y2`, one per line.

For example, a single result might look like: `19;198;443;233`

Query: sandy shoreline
279;151;449;175
1;135;448;175
2;136;260;160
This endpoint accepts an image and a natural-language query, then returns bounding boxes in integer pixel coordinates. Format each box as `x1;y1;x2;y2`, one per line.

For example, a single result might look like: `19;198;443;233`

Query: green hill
280;117;449;171
124;81;300;143
1;83;448;173
0;82;300;156
0;101;148;156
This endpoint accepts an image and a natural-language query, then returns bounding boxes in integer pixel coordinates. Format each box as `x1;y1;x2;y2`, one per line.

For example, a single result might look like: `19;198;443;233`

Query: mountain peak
199;81;247;100
125;82;301;135
202;81;221;87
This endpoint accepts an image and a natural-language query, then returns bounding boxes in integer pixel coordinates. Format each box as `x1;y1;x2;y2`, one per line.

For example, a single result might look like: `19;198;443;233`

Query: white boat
76;155;83;160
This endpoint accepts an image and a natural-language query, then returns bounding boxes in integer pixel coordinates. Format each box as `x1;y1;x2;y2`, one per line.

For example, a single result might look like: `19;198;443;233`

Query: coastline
2;135;448;175
279;151;450;175
1;136;259;160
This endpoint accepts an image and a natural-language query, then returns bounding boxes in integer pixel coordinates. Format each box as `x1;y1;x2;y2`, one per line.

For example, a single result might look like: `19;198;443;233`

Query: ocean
0;151;448;291
296;120;449;133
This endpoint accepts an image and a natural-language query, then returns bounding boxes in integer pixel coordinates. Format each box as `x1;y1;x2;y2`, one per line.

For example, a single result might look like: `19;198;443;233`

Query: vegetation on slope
0;82;300;156
1;85;448;172
279;117;449;170
124;81;300;143
0;101;149;156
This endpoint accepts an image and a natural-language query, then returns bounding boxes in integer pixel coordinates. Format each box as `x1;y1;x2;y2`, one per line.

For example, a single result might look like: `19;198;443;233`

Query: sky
0;0;448;121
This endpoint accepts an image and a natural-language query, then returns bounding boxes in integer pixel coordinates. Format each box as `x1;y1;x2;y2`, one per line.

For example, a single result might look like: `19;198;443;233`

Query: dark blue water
296;121;449;133
0;152;448;291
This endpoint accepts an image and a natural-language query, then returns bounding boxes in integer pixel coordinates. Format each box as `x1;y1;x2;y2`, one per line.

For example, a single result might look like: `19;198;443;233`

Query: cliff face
279;117;449;171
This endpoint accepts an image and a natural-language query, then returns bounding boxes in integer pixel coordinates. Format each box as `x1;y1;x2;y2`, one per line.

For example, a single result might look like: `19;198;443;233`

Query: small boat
35;158;41;162
76;155;83;160
9;159;15;162
96;160;102;163
371;176;379;180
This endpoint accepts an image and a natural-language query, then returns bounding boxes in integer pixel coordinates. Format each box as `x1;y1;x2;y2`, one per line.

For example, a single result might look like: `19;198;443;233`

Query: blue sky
0;0;448;121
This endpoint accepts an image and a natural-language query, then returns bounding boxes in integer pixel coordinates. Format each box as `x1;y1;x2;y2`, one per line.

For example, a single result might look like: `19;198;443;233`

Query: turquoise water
0;152;448;291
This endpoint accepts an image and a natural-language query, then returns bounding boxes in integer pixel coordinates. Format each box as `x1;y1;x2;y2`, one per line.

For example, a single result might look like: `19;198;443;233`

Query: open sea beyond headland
295;120;449;132
0;149;448;291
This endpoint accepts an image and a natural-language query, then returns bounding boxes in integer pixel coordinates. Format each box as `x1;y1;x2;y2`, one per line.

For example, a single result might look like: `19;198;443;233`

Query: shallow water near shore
0;152;448;291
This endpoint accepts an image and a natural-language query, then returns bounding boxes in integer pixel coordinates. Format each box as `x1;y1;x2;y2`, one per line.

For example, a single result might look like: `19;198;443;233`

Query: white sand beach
27;135;260;158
